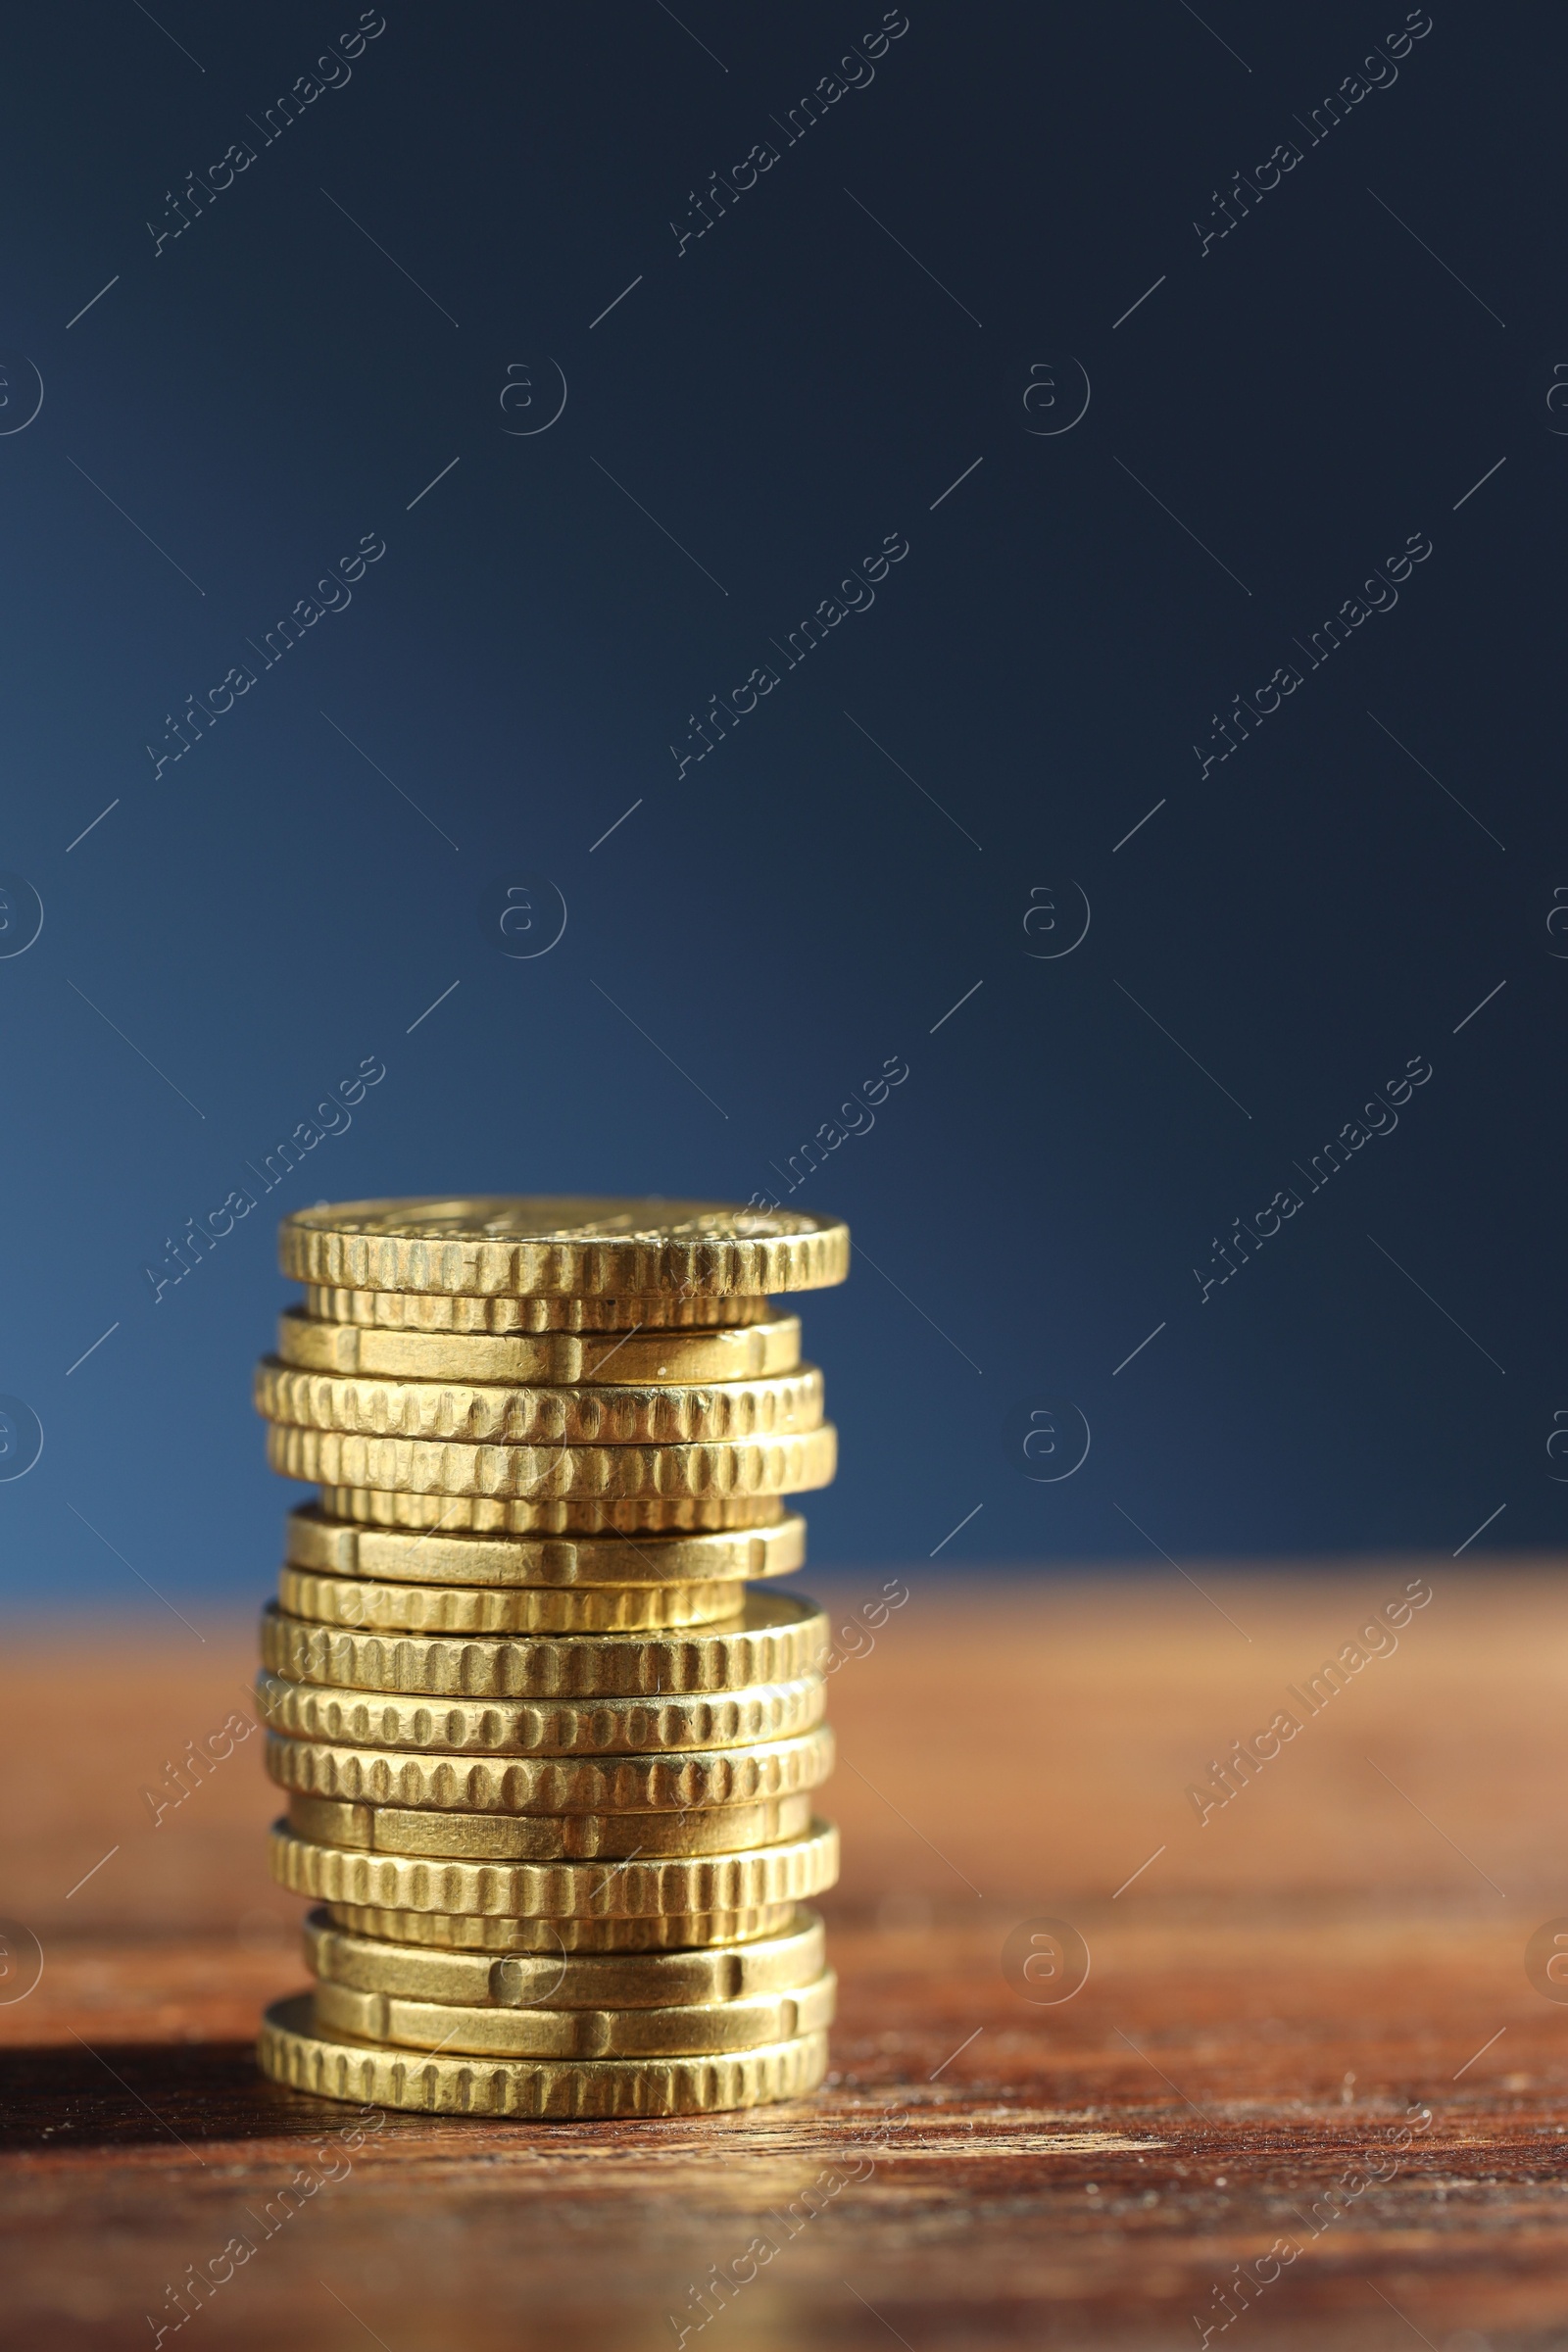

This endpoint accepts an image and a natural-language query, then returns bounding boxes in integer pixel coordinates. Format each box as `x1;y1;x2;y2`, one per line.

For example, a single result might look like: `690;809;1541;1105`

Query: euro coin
304;1286;776;1334
311;1484;788;1536
278;1306;803;1384
265;1724;835;1812
259;1991;829;2116
255;1358;824;1445
275;1563;747;1636
255;1667;827;1755
280;1198;851;1298
268;1816;839;1916
323;1901;800;1953
265;1421;838;1502
310;1968;836;2059
259;1589;828;1698
283;1788;814;1860
282;1503;806;1589
303;1903;825;2004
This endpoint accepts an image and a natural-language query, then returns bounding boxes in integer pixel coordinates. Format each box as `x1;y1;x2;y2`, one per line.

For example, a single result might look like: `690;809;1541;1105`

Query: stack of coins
251;1198;849;2120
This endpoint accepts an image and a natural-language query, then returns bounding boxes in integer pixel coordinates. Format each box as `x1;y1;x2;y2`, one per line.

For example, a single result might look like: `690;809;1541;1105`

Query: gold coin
312;1484;786;1536
258;1992;829;2116
266;1724;835;1812
305;1286;775;1334
256;1358;824;1446
268;1817;839;1917
284;1789;813;1861
275;1563;747;1636
259;1589;826;1698
283;1503;806;1589
311;1968;836;2060
265;1421;838;1501
303;1903;825;2005
256;1668;827;1755
280;1198;850;1299
279;1306;803;1385
324;1901;799;1953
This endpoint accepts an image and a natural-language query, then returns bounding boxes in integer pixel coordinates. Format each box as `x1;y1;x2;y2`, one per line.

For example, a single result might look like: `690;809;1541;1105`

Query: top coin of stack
253;1198;849;2120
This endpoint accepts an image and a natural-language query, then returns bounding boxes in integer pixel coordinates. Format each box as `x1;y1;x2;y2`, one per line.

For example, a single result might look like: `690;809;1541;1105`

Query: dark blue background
0;1;1554;1610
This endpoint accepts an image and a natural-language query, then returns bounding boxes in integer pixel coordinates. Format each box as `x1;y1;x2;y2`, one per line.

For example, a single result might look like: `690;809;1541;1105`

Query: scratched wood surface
4;1564;1567;2351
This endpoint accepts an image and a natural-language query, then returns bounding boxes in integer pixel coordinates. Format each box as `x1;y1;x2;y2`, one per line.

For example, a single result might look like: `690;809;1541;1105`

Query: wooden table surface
4;1563;1567;2350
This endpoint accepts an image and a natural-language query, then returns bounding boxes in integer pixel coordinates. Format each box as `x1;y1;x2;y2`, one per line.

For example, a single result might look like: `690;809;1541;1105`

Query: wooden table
4;1566;1566;2349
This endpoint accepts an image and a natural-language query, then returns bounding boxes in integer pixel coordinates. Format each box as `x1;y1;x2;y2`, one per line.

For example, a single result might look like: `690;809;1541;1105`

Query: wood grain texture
3;1564;1566;2350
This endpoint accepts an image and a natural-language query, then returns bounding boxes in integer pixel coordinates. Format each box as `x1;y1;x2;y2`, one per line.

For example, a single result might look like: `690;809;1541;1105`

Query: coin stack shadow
252;1197;848;2120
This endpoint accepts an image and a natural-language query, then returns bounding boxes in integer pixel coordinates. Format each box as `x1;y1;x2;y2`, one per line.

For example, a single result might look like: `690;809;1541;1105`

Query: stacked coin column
250;1198;848;2121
